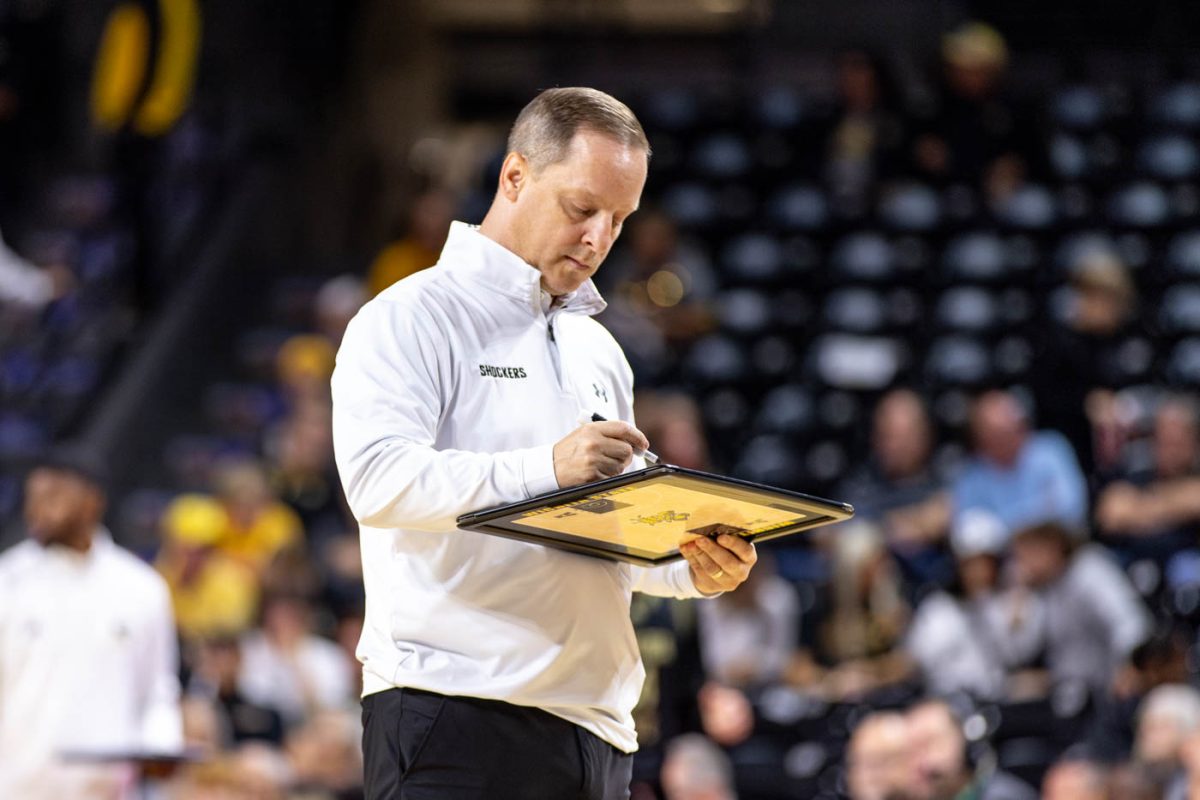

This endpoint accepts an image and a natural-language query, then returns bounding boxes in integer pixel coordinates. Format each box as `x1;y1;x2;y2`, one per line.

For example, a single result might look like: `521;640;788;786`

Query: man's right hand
552;420;650;488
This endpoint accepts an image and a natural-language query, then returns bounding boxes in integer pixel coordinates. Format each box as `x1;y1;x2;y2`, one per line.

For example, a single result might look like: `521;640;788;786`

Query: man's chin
543;275;588;297
29;531;56;547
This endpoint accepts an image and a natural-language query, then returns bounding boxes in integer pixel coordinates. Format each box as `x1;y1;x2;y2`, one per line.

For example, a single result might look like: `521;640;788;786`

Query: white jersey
0;531;182;799
332;221;704;752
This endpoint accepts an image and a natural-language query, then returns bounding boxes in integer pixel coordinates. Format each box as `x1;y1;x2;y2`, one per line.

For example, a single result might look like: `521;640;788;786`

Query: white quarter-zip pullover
332;221;705;752
0;531;182;799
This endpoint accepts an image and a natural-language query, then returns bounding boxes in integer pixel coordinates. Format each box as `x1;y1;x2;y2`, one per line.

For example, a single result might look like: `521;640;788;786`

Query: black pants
362;687;633;800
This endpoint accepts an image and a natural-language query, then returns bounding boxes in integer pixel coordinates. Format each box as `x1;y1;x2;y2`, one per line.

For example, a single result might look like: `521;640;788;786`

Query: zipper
546;313;564;390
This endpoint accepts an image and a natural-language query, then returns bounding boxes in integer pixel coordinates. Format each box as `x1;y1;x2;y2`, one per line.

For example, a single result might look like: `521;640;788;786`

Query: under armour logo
593;383;608;403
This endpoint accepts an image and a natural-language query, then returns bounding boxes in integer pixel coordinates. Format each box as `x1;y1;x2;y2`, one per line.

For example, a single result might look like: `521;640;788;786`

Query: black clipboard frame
456;464;854;566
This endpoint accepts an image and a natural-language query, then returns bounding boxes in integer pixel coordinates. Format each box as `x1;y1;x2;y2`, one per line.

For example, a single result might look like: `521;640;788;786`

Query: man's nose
581;215;615;255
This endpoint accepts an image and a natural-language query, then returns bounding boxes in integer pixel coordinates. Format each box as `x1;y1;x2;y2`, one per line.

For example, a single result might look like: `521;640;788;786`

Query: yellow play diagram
512;474;813;555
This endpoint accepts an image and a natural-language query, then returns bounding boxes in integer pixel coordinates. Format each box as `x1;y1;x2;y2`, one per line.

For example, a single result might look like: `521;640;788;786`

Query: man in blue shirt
953;390;1088;539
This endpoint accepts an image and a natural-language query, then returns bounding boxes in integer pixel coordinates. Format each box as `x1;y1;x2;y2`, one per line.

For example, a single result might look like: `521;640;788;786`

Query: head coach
331;87;759;799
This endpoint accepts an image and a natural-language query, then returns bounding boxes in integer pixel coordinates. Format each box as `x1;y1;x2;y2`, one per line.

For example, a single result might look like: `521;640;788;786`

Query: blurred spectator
825;50;906;214
275;333;337;411
155;494;259;640
284;710;363;796
905;698;1037;800
1036;251;1141;476
634;390;711;470
266;405;345;546
846;711;910;800
839;389;952;587
628;590;701;774
314;274;366;345
180;694;223;756
596;210;716;379
697;554;798;688
659;733;737;800
629;391;709;787
696;682;755;748
1134;684;1200;788
237;588;355;729
1097;396;1200;571
1042;759;1108;800
332;601;366;699
1010;522;1152;695
0;225;72;308
166;742;291;800
1108;762;1164;800
818;523;913;699
1166;730;1200;800
1087;624;1192;763
366;188;456;296
906;510;1037;699
953;390;1089;540
187;636;285;747
911;21;1035;199
0;447;182;799
211;457;303;574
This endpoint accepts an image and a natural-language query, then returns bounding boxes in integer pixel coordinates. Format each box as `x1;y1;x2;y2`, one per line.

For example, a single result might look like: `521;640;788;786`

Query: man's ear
498;152;530;202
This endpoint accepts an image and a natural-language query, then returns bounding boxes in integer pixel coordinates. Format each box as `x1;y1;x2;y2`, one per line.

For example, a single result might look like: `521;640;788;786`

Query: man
0;446;182;799
332;87;757;799
659;733;737;800
839;388;952;585
1009;522;1151;695
1041;759;1108;800
905;699;1036;800
953;390;1088;540
846;711;909;800
1133;684;1200;788
1096;395;1200;566
1035;250;1140;476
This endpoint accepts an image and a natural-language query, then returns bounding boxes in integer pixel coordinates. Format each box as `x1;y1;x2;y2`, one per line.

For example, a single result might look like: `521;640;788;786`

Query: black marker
590;413;662;465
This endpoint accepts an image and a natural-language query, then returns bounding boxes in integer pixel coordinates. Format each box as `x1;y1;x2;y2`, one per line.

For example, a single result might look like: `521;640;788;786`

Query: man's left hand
681;533;757;594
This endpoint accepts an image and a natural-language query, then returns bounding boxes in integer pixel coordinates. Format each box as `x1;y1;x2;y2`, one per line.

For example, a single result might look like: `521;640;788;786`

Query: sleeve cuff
519;444;559;498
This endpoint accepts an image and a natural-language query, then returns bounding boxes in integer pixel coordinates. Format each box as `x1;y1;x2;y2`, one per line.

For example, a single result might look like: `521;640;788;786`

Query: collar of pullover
438;221;607;318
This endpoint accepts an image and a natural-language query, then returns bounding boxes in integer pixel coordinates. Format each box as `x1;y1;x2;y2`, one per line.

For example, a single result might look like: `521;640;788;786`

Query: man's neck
478;209;520;261
44;529;94;554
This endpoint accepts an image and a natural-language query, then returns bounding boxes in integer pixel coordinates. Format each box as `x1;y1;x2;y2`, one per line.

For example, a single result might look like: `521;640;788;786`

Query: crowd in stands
14;14;1200;800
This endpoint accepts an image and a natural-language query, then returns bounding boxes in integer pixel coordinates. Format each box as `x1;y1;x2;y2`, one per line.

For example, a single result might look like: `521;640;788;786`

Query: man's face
1042;762;1106;800
1136;709;1190;770
971;393;1027;468
1154;405;1198;478
873;392;931;479
507;129;647;296
23;467;102;546
847;714;909;800
1011;535;1067;588
906;704;970;800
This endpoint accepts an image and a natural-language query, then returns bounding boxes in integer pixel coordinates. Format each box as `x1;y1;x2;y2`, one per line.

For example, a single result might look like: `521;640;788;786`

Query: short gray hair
507;87;650;172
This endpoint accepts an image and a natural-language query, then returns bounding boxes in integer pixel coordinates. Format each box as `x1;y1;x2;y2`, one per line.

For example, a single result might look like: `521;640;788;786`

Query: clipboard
456;464;854;565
